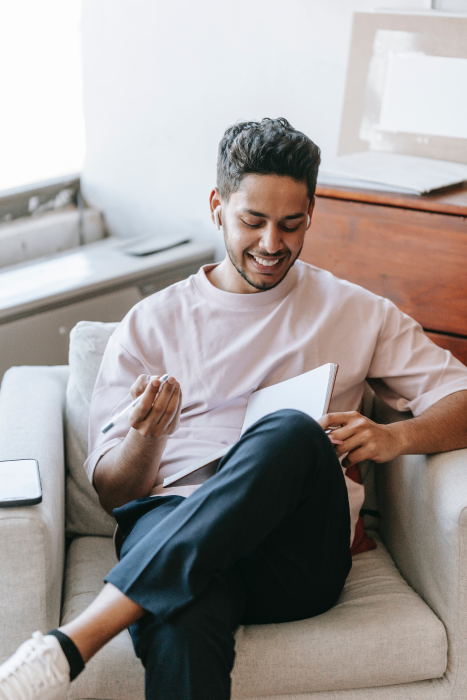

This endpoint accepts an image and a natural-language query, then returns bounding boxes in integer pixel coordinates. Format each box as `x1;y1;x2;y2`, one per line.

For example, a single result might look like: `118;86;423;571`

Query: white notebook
163;363;338;488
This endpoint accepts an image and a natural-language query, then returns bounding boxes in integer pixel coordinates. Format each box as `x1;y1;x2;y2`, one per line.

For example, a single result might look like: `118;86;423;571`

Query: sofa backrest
65;321;118;537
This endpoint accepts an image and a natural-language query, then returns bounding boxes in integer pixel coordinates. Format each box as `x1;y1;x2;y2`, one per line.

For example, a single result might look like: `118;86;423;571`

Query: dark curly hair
217;118;321;202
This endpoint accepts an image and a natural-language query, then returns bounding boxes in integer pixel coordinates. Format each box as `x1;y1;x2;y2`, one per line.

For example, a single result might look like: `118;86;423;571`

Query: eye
281;223;301;232
241;219;263;229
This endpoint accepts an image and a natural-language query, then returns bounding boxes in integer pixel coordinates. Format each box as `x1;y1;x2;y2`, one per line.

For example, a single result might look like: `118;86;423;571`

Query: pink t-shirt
85;261;467;544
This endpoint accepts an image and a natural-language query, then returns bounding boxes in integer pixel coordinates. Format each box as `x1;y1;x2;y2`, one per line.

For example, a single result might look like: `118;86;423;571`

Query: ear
306;197;316;230
209;188;223;229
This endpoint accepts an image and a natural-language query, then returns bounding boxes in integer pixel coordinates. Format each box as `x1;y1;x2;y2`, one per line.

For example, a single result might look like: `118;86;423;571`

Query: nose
258;223;284;254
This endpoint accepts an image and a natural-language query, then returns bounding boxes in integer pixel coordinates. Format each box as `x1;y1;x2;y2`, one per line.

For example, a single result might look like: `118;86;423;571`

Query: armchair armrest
376;425;467;698
0;365;69;662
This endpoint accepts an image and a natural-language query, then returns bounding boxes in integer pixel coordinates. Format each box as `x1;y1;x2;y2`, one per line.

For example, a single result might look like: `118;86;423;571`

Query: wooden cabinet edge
425;332;467;367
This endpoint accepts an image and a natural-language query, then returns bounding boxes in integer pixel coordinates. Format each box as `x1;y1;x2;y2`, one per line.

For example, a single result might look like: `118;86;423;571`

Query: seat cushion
62;533;447;699
65;321;118;537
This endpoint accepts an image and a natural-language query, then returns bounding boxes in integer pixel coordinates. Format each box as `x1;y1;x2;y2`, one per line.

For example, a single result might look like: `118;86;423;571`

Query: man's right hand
129;374;182;440
93;374;182;513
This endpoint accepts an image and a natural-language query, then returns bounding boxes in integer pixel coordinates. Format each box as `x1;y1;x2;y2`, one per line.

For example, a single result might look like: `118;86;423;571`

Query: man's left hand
318;412;403;467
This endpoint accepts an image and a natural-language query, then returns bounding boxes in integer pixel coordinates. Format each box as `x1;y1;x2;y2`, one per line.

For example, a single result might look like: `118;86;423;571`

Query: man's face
212;174;313;294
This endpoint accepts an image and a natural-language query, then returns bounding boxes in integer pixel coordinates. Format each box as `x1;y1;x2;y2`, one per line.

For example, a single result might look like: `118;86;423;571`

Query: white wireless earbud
306;215;311;228
214;206;222;230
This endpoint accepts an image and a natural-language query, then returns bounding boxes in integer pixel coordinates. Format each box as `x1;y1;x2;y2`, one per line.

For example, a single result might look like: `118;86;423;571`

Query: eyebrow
243;209;305;220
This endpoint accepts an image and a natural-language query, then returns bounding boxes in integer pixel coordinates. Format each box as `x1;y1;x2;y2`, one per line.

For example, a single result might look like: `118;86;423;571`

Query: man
1;118;467;700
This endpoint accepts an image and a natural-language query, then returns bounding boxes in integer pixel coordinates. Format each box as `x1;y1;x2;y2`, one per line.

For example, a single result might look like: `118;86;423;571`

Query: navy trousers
106;409;352;700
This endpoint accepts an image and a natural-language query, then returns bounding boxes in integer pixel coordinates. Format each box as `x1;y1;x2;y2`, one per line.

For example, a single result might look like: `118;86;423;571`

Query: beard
223;222;302;292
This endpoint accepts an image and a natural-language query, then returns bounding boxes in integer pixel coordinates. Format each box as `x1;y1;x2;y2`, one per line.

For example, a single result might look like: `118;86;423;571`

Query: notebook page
241;363;334;436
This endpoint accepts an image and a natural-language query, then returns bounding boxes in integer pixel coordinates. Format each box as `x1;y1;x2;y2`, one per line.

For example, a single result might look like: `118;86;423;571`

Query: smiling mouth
249;254;284;268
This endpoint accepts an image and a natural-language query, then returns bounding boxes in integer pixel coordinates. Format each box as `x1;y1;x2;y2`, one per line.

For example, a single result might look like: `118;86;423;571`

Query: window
432;0;467;10
0;0;84;192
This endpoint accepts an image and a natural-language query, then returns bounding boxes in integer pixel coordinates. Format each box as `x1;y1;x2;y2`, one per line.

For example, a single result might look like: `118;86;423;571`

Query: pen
101;373;171;434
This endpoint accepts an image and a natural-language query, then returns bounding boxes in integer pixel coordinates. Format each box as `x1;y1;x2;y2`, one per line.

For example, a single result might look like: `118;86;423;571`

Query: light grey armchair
0;320;466;700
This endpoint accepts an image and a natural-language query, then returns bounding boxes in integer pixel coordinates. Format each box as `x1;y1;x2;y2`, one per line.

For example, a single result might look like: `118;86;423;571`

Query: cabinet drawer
301;197;467;337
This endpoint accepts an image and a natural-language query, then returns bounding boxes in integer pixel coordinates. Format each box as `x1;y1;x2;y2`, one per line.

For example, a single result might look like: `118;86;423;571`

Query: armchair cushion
63;532;447;699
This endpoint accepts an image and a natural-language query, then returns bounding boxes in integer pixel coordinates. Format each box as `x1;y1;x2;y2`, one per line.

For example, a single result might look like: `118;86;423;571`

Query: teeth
253;256;280;267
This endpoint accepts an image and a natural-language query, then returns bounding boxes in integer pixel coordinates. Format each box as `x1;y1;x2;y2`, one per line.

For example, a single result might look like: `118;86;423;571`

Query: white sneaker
0;632;70;700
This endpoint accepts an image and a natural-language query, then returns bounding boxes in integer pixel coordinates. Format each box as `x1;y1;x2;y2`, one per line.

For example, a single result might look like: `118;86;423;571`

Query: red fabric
346;462;377;557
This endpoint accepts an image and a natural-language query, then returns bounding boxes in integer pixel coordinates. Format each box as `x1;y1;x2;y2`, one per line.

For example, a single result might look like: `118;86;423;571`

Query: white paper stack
317;152;467;195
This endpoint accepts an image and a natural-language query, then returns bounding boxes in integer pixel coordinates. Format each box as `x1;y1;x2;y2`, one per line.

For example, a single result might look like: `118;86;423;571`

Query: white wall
81;0;430;258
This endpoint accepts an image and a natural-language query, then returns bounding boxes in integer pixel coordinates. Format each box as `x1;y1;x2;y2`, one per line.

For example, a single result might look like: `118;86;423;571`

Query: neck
206;257;263;294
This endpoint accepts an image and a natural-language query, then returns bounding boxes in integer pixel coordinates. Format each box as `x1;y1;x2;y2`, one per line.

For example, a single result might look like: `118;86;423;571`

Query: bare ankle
57;584;145;663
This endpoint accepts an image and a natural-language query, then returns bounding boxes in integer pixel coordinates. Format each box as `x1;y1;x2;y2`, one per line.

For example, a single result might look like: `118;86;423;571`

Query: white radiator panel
0;238;215;382
0;287;142;379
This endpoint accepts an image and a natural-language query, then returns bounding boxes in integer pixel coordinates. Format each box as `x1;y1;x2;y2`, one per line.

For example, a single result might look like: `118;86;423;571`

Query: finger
338;427;381;461
168;387;183;433
318;415;334;430
140;386;180;438
132;373;163;403
344;446;371;467
155;384;181;432
130;377;164;422
329;437;344;445
327;414;371;443
326;434;344;445
130;374;153;400
143;378;178;427
319;412;360;430
153;376;177;408
167;386;182;425
333;432;367;459
327;423;362;443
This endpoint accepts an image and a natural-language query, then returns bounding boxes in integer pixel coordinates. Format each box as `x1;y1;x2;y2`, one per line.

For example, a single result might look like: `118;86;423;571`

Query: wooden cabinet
300;184;467;366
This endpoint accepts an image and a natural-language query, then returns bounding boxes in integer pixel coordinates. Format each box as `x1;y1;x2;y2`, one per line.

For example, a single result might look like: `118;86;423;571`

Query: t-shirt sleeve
367;298;467;416
83;333;147;485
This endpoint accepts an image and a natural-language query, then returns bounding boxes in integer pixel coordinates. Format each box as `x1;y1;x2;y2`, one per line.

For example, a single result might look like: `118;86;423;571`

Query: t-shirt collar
193;261;300;309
